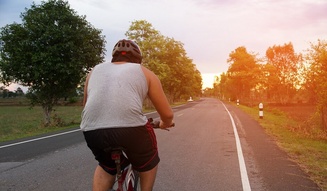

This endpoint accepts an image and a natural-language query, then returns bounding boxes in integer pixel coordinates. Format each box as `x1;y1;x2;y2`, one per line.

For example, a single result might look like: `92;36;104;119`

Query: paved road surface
0;98;321;190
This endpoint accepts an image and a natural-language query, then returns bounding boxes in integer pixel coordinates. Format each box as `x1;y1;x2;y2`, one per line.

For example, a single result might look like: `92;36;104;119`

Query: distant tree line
211;40;327;131
0;86;24;98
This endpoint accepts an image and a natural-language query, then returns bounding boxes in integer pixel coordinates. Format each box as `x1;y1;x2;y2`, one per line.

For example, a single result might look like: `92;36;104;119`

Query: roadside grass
0;106;83;142
0;103;163;143
237;104;327;191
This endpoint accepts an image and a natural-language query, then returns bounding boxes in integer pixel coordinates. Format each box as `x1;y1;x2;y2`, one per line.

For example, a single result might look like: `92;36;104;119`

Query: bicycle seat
104;147;126;153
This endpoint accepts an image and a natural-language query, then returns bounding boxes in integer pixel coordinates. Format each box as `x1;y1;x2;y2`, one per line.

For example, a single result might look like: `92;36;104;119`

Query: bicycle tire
111;170;140;191
112;165;129;191
132;170;141;191
125;169;140;191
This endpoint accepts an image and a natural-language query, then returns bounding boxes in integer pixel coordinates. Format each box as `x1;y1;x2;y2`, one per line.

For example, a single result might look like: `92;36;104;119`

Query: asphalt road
0;98;321;191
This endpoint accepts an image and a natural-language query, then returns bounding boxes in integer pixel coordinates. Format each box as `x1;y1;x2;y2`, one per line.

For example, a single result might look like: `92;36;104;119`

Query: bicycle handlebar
148;118;174;131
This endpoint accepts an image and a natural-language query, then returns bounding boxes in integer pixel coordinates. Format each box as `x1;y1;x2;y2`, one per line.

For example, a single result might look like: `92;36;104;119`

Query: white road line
177;113;184;117
221;102;252;191
0;129;80;149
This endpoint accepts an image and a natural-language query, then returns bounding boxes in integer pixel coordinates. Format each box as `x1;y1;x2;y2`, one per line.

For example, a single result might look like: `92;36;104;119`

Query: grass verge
237;104;327;191
0;104;162;143
0;106;83;142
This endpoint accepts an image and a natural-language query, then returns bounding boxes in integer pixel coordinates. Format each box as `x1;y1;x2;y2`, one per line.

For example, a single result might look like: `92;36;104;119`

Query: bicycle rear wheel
112;169;141;191
132;170;141;191
125;169;140;191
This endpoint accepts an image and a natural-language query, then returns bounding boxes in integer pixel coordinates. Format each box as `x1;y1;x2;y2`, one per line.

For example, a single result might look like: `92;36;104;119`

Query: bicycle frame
110;149;140;191
108;118;171;191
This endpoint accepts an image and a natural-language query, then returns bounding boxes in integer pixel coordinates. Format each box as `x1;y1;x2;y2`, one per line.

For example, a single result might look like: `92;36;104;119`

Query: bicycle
108;146;141;191
107;118;171;191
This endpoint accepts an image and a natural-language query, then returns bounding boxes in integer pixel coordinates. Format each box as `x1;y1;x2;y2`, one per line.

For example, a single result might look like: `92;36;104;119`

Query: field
0;105;83;142
270;104;316;121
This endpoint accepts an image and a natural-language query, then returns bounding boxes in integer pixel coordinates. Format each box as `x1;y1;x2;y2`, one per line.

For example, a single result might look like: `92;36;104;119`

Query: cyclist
80;39;174;191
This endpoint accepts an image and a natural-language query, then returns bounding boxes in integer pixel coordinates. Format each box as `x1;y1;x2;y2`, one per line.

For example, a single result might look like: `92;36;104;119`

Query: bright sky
1;0;327;89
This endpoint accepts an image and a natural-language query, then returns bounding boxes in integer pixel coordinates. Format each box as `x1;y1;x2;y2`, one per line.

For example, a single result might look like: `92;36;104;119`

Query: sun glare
201;73;220;89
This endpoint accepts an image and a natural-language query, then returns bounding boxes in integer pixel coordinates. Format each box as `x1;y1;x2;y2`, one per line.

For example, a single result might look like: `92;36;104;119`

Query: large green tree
161;37;202;102
0;0;106;125
125;20;170;80
125;20;202;102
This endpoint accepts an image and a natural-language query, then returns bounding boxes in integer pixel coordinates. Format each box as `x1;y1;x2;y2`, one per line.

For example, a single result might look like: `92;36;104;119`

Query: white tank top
80;62;148;131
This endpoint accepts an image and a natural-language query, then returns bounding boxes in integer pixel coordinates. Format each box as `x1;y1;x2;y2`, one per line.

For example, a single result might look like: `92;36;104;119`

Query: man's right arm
142;66;174;129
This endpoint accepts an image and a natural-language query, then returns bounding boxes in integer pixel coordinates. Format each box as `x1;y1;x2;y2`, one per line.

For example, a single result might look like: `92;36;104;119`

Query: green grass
0;106;83;142
237;104;327;191
0;104;159;142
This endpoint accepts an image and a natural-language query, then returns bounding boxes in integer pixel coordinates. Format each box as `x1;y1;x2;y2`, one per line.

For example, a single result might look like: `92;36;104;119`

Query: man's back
80;62;148;131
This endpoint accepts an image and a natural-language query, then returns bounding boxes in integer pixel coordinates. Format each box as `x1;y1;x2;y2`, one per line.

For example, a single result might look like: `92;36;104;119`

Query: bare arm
141;66;174;129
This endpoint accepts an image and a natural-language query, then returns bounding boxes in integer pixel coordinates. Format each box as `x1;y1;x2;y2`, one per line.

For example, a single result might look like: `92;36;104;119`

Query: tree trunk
322;104;327;132
42;105;52;126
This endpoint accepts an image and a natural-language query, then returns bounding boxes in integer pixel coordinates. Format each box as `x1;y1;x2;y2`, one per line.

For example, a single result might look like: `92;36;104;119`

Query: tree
125;20;202;102
126;20;170;80
0;0;106;125
212;75;222;98
16;87;24;96
216;72;231;100
266;42;302;104
1;87;8;98
161;37;202;102
305;39;327;131
226;46;260;103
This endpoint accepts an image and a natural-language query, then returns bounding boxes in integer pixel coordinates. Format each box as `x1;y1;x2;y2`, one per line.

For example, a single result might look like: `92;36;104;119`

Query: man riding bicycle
80;39;174;191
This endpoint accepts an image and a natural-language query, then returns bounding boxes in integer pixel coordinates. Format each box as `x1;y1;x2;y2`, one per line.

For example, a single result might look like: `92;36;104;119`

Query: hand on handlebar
149;118;174;131
159;120;175;131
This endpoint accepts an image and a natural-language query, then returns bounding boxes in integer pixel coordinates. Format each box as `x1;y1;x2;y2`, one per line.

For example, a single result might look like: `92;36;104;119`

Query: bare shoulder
141;65;158;84
141;65;154;76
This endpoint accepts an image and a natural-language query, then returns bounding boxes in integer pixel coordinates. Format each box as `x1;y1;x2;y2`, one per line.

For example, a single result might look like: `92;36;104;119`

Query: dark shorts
83;121;160;175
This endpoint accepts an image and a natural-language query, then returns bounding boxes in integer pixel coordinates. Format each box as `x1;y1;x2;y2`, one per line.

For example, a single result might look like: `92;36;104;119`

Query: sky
1;0;327;90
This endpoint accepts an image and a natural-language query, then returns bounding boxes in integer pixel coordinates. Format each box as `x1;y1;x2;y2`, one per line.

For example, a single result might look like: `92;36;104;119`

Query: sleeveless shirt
80;62;148;131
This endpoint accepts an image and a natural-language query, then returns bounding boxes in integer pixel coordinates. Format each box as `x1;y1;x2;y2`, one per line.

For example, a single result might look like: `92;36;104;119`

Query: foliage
217;46;260;103
0;0;106;125
125;20;202;102
266;42;302;104
216;43;304;106
304;39;327;130
215;72;229;99
215;40;327;131
0;86;24;98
